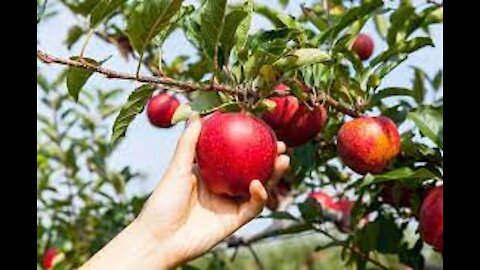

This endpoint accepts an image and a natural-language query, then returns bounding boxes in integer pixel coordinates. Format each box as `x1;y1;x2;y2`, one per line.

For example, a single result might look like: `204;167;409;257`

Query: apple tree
37;0;443;269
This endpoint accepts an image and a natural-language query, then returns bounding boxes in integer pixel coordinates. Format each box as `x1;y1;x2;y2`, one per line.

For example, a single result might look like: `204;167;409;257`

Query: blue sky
37;0;442;236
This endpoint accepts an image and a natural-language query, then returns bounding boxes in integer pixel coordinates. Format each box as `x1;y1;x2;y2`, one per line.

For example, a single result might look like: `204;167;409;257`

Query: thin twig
37;50;239;95
247;245;265;270
37;50;362;118
313;227;389;270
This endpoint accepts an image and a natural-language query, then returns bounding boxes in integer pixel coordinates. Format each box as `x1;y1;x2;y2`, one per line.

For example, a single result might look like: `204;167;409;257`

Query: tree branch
313;227;389;270
37;50;239;95
37;50;362;117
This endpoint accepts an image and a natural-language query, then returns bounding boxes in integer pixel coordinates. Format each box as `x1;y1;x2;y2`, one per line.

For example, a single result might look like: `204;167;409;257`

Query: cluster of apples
144;34;441;253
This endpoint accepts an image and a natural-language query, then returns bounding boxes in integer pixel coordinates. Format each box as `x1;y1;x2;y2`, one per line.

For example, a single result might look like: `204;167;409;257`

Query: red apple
380;183;415;207
419;186;443;252
146;92;180;128
352;33;374;60
43;247;58;270
196;112;277;197
337;116;401;174
308;191;356;232
261;84;328;147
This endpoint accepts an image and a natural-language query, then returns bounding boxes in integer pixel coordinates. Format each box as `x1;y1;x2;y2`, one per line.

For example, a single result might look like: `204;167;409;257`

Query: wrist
129;218;181;269
79;218;181;270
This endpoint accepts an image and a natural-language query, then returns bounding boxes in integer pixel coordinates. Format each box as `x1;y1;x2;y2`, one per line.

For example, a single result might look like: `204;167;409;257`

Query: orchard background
37;0;443;269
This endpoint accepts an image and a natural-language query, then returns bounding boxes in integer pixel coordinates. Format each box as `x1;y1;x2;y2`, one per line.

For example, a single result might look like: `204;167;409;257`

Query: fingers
170;114;202;169
238;180;268;225
266;154;290;192
277;141;286;155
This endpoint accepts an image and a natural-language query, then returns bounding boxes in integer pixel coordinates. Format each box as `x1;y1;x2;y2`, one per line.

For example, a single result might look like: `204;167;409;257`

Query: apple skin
308;191;355;232
337;116;401;174
261;84;328;147
380;183;415;207
419;186;443;252
352;33;374;60
146;92;180;128
196;112;278;198
43;247;58;270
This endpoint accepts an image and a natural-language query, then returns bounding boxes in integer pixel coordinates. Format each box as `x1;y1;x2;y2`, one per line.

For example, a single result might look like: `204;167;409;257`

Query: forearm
79;219;179;270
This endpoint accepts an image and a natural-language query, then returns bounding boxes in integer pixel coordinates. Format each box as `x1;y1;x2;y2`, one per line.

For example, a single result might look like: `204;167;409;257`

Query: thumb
170;114;202;170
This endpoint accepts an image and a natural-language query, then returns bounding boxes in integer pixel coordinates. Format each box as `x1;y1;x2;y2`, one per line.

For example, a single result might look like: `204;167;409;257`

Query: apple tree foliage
37;0;443;269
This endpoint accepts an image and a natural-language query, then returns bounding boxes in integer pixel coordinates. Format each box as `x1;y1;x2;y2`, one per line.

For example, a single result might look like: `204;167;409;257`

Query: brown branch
323;94;361;118
313;227;389;270
247;245;265;270
37;49;362;117
37;50;239;95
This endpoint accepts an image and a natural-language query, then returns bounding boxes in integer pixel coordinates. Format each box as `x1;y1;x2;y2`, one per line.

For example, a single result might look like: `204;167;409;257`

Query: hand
80;114;290;270
138;114;290;267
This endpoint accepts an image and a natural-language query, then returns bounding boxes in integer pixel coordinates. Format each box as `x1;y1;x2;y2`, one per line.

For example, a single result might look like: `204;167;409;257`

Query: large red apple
43;247;58;270
419;186;443;252
337;116;401;174
352;33;374;60
146;92;180;128
196;112;277;197
261;84;328;147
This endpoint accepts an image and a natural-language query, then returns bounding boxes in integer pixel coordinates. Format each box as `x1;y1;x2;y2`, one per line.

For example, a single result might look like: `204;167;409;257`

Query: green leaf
386;3;415;46
37;0;48;23
432;70;443;90
317;0;383;45
254;4;290;28
37;73;51;93
408;106;443;148
370;87;413;107
361;167;436;188
60;0;100;16
273;48;330;72
373;14;389;40
66;57;99;101
412;67;425;103
89;0;127;28
200;0;227;59
127;0;183;55
171;104;194;124
190;91;223;112
399;239;424;270
65;25;84;50
298;198;323;222
111;85;155;144
357;213;402;254
370;37;434;66
220;6;250;65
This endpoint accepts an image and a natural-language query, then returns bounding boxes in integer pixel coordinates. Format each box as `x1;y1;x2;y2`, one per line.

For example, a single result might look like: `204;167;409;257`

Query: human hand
137;114;290;268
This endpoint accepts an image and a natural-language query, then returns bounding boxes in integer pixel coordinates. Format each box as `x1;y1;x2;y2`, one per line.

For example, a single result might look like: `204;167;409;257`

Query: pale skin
79;115;290;270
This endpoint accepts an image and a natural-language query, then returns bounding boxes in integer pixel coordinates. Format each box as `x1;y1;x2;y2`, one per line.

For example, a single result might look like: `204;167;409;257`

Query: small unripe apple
352;33;374;60
337;116;401;174
196;112;277;198
146;92;180;128
419;186;443;252
43;247;58;270
261;84;328;147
